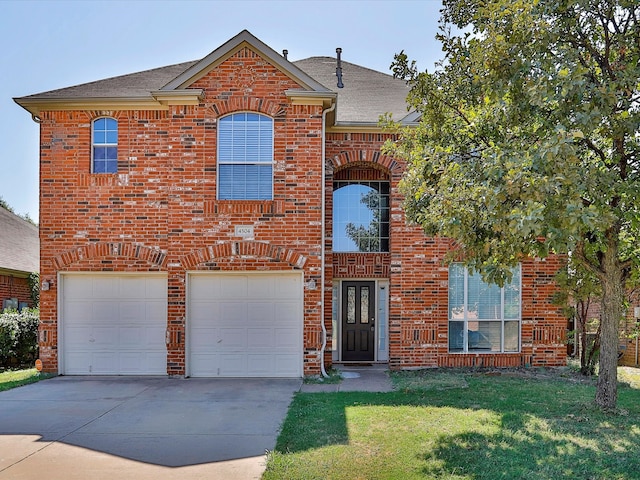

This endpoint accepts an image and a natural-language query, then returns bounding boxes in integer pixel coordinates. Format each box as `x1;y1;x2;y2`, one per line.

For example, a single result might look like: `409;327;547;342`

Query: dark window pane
360;287;369;324
347;286;356;324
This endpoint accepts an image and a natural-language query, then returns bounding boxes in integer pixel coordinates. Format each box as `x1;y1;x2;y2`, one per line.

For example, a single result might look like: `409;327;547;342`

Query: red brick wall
38;47;325;375
325;132;567;370
0;274;32;308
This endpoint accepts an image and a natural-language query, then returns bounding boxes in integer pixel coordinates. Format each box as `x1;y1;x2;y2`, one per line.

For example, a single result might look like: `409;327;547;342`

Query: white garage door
188;272;303;377
61;274;167;375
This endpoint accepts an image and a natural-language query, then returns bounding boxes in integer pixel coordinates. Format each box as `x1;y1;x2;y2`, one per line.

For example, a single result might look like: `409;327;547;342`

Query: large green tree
387;0;639;409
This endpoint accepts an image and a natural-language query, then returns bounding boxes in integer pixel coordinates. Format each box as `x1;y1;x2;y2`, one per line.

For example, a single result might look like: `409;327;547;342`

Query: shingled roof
15;31;414;126
0;207;39;275
293;57;413;124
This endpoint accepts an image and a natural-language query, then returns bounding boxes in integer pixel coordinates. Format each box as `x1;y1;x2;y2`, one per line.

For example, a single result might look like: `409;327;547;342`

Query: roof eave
0;267;35;278
328;119;419;133
14;90;204;117
285;89;336;107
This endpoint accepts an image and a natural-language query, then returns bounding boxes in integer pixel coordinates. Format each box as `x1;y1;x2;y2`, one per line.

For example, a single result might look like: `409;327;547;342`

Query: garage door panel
92;301;117;321
247;276;275;298
91;352;118;374
190;328;219;348
190;353;218;376
118;277;148;298
189;276;220;298
91;277;120;298
119;326;165;348
65;352;91;374
92;326;118;346
62;274;167;375
219;328;247;349
65;326;92;347
189;303;220;322
188;273;302;377
247;303;274;323
64;276;94;297
221;277;248;297
275;302;299;323
247;328;274;348
118;302;147;323
218;354;247;376
247;355;273;375
275;276;302;298
219;302;246;323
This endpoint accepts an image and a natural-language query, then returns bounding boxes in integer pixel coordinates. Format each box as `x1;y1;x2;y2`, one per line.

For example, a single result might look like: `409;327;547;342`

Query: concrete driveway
0;376;301;480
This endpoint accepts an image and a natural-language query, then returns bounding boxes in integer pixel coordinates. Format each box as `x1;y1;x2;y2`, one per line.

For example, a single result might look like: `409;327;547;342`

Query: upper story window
333;181;390;252
92;117;118;173
448;264;521;353
217;112;273;200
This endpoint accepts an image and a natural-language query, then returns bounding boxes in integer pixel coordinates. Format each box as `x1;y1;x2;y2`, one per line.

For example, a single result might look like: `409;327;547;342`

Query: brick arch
208;97;286;118
181;241;307;270
53;242;167;269
329;150;401;175
84;111;129;121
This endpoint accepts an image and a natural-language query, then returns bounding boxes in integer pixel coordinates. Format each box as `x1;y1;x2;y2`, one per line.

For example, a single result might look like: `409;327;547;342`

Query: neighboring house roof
0;207;39;275
14;30;413;126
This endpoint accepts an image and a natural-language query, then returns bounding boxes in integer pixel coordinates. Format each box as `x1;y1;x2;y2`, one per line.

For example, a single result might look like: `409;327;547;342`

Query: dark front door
342;281;375;361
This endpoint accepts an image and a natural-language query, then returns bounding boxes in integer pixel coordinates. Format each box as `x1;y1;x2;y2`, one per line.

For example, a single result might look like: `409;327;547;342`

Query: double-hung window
218;112;273;200
92;117;118;173
448;263;521;353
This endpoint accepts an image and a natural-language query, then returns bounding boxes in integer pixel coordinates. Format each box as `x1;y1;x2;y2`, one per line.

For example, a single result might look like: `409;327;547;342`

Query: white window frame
91;117;118;174
217;112;274;200
448;263;521;353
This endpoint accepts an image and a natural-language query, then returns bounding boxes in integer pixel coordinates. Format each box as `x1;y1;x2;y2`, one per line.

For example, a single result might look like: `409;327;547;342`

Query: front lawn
0;368;51;392
264;368;640;480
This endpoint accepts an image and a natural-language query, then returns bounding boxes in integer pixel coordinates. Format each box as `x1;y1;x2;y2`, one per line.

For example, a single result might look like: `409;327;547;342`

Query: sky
0;0;445;221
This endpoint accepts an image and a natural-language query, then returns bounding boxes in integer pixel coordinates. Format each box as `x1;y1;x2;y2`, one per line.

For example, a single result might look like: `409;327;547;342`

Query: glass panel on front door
342;281;375;361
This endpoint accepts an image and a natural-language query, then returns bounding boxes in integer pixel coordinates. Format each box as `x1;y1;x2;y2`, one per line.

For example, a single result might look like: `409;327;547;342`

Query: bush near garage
0;309;39;370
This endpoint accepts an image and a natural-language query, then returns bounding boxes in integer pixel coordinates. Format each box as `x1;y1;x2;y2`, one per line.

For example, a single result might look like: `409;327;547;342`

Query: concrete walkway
299;365;394;393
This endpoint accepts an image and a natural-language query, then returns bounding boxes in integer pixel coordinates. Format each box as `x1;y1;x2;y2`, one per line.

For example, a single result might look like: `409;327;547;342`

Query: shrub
0;309;39;369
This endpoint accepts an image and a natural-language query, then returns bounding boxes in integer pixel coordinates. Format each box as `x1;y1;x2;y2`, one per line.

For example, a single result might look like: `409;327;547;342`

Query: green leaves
389;0;639;280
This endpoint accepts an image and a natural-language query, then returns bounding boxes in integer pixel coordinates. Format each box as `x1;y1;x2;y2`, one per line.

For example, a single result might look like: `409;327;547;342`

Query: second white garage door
187;272;303;377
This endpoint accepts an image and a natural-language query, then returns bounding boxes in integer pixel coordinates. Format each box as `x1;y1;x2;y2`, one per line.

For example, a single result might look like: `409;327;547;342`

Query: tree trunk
595;244;625;410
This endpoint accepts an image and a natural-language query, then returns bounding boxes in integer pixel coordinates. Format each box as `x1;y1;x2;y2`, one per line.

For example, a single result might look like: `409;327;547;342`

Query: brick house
14;30;566;377
0;207;39;310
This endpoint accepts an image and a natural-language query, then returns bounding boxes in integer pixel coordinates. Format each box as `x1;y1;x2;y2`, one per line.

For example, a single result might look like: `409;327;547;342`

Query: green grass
264;368;640;480
0;368;52;392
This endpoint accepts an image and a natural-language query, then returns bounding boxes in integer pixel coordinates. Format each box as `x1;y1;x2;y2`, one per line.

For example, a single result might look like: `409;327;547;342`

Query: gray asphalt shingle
16;52;412;124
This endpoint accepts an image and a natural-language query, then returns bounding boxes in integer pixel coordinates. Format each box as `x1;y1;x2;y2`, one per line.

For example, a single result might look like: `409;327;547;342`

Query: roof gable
162;30;331;94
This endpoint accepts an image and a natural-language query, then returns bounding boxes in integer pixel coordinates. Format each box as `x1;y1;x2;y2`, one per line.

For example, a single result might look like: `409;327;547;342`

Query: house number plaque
235;225;254;237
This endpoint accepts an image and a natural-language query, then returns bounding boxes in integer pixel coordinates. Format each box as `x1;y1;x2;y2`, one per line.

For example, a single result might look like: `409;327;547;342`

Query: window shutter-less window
218;113;273;200
92;118;118;174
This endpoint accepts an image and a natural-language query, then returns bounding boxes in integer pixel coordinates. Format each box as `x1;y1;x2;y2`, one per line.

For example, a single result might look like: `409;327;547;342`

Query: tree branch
581;137;607;163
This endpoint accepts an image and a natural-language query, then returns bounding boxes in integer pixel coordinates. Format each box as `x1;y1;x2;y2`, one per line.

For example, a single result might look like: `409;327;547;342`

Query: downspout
319;101;336;378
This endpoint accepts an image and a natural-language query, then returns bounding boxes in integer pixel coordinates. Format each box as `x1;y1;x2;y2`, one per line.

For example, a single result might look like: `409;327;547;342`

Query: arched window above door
333;181;390;252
